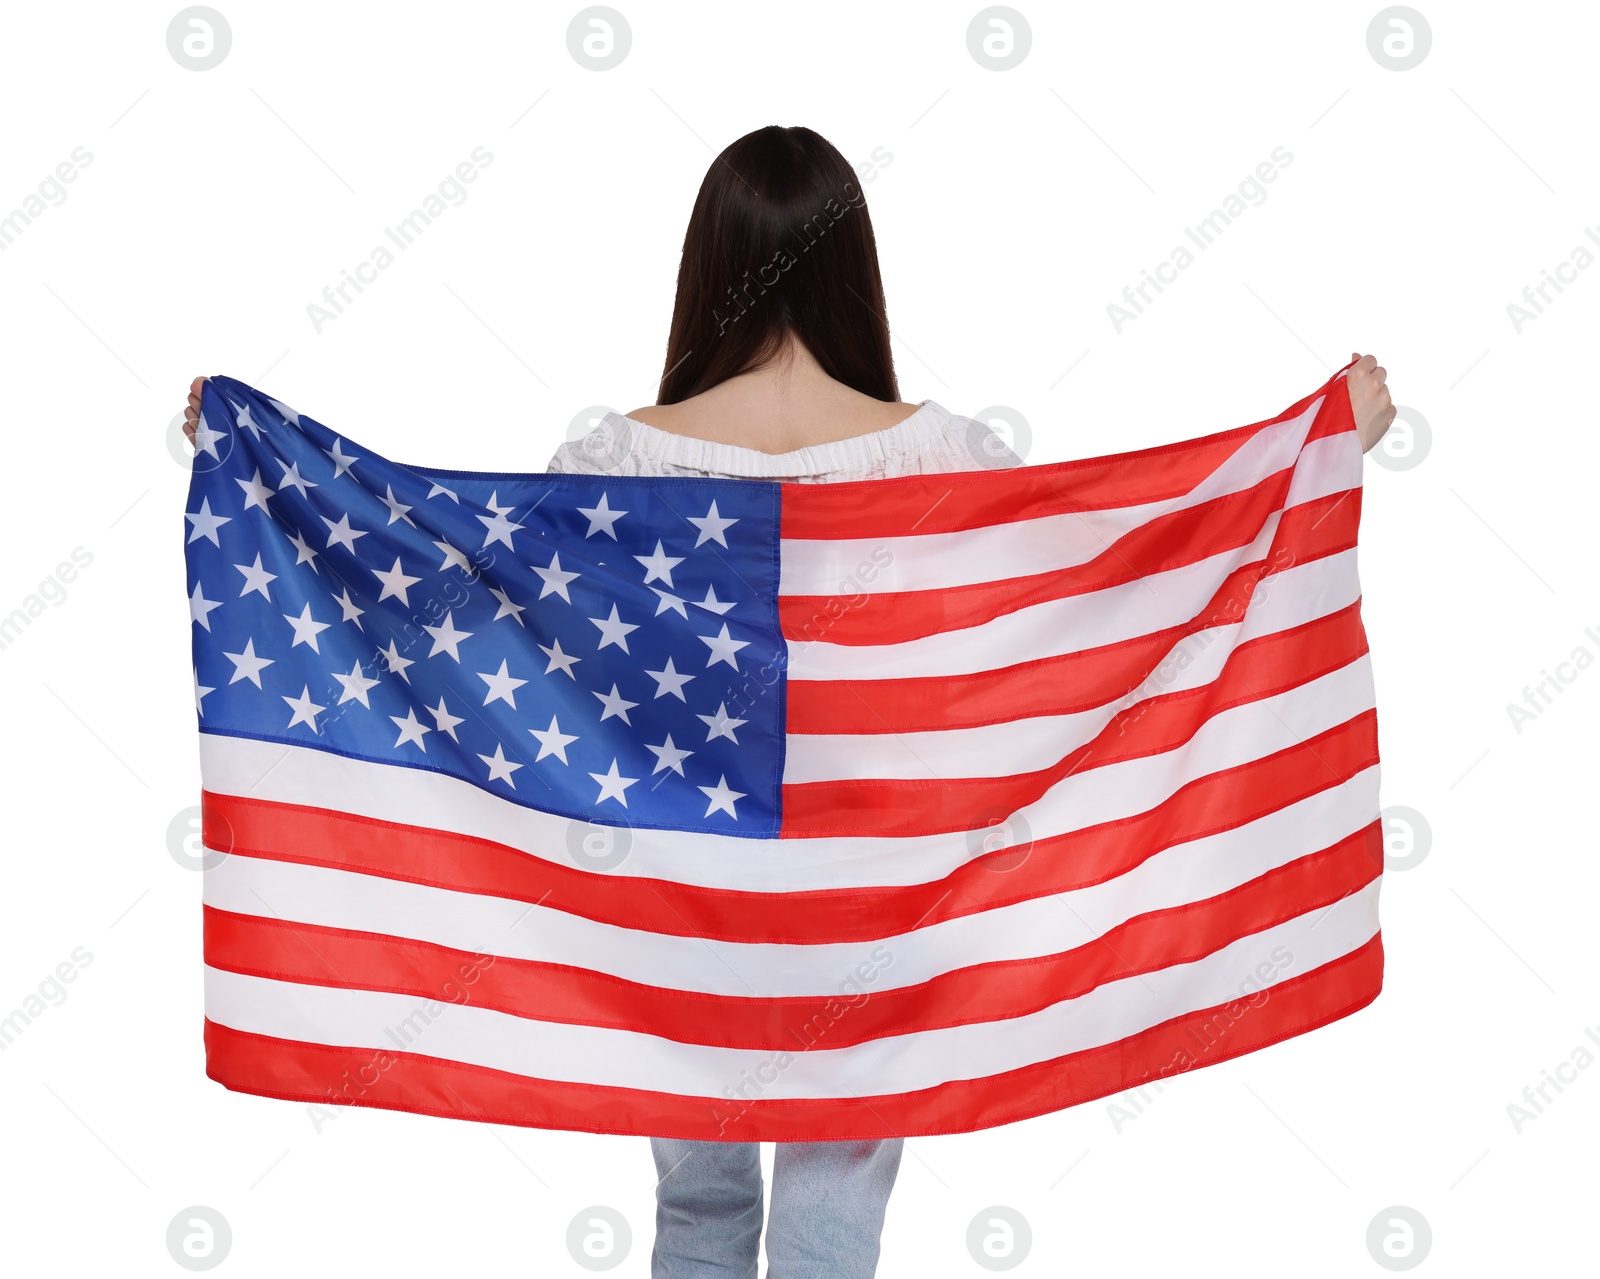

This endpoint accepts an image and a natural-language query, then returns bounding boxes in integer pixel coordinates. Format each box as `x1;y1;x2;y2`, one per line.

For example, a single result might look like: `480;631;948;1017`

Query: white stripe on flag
200;654;1372;893
203;876;1381;1101
781;548;1362;783
203;763;1377;997
776;400;1344;596
783;524;1355;683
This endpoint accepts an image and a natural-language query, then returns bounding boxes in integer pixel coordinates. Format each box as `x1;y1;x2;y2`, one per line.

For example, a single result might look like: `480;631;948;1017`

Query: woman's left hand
1347;353;1397;453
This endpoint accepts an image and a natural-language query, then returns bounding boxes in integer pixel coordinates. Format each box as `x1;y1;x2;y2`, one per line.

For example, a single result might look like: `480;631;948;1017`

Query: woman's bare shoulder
624;403;676;427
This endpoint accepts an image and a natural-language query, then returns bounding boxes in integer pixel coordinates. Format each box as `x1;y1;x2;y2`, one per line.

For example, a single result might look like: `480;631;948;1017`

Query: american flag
186;365;1383;1140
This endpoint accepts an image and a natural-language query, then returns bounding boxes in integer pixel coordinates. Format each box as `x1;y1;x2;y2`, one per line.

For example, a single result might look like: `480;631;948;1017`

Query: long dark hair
655;126;899;405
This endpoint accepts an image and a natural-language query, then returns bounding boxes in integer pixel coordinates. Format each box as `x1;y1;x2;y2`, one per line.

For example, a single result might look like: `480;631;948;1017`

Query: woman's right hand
183;376;206;446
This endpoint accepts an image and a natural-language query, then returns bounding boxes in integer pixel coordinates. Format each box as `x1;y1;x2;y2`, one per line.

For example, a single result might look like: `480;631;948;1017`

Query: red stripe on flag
203;822;1380;1051
781;629;1373;841
778;372;1355;540
779;482;1357;648
784;522;1361;737
201;707;1377;946
204;932;1382;1141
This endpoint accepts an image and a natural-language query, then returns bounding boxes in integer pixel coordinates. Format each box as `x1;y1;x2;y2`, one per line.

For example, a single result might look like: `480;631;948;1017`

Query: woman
185;124;1397;1279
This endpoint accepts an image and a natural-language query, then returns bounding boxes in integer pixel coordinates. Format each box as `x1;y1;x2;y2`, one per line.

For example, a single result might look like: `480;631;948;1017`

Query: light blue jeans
649;1137;904;1278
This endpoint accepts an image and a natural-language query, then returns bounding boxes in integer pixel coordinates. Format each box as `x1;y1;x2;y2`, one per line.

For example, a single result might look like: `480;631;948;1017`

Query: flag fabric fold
184;364;1383;1140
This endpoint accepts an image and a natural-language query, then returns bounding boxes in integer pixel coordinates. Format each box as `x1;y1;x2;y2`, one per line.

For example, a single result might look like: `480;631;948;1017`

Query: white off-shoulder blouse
546;399;1024;483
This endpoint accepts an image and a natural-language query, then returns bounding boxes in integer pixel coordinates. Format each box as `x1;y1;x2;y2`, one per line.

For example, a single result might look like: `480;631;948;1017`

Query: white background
1;0;1596;1274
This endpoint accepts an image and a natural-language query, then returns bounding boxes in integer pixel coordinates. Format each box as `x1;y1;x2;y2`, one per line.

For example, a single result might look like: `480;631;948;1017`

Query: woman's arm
1346;353;1397;453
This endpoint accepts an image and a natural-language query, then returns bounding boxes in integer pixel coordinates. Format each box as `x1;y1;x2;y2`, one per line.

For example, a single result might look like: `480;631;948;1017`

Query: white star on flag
373;558;420;604
377;639;414;684
224;638;273;687
699;623;749;669
593;683;638;725
185;497;231;546
490;586;526;624
235;555;277;600
533;552;580;602
322;513;367;553
478;743;524;786
333;588;364;626
646;734;693;776
477;491;525;550
193;667;213;716
530;716;579;763
283;685;325;732
433;540;473;573
278;460;318;498
578;492;628;539
235;398;267;434
478;659;528;708
634;540;684;586
687;500;739;548
590;604;639;653
332;659;381;707
283;603;331;652
424;611;474;660
236;469;275;512
693;586;735;616
286;529;320;572
589;758;638;806
381;485;415;527
325;438;360;477
391;708;431;751
539;637;581;678
189;583;222;631
428;697;465;741
698;774;746;818
645;657;695;701
190;412;226;460
651;587;688;618
698;701;746;743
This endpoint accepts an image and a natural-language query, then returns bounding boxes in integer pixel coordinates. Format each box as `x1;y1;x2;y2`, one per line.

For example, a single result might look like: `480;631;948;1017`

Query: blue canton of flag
185;376;786;836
